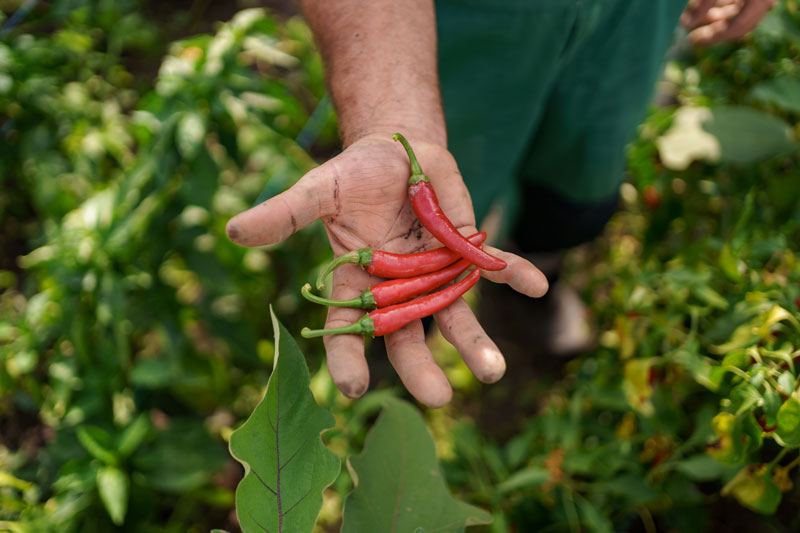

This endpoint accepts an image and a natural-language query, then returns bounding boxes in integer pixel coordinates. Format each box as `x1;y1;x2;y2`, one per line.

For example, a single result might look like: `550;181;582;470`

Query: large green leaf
342;399;492;532
702;106;796;165
657;105;796;169
229;308;339;533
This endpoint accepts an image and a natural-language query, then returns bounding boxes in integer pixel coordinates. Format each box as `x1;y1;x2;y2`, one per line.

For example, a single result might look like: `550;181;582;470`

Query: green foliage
1;2;331;531
229;308;339;533
342;399;492;532
2;0;800;531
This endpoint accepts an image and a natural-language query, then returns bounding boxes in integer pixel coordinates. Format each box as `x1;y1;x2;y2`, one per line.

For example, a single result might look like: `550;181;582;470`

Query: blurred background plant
0;0;799;532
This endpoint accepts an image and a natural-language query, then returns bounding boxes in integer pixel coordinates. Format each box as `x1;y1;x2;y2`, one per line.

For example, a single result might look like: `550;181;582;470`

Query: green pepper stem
301;315;374;338
316;251;357;290
392;133;429;185
301;283;365;308
316;249;375;290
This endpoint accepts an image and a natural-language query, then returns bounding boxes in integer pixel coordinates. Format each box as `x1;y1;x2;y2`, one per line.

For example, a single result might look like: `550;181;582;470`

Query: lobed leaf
342;399;492;532
229;307;339;533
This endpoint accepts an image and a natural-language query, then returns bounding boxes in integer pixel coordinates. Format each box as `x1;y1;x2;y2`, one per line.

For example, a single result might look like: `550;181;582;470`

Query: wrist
339;112;447;149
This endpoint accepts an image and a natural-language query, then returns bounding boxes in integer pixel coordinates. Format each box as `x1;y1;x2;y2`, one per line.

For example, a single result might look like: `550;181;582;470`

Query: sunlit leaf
708;413;747;464
229;308;339;533
97;466;129;525
342;399;492;532
777;371;795;396
758;306;798;337
623;358;656;416
722;465;781;515
656;107;720;170
719;243;743;283
176;111;206;160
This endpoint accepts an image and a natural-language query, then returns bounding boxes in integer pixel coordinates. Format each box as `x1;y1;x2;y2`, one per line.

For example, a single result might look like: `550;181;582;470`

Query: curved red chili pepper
315;232;486;290
392;133;506;271
301;268;481;338
302;258;472;309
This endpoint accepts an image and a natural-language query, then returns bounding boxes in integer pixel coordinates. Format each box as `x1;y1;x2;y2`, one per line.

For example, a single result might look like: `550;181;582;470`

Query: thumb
225;165;333;247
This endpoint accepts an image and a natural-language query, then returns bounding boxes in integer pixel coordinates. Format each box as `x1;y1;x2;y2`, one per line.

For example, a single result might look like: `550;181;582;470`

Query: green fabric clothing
436;0;686;226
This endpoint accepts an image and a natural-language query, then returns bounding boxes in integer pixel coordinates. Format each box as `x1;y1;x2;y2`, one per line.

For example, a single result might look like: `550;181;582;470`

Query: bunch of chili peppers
301;133;506;339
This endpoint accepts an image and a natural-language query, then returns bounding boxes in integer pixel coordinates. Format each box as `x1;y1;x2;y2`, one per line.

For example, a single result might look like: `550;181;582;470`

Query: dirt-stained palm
226;134;548;407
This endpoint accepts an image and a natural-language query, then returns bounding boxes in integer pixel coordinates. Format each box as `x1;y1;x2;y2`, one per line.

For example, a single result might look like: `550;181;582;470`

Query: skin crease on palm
225;134;549;408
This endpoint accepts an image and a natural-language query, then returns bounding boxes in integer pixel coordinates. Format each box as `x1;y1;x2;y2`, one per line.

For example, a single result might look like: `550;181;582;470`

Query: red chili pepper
301;269;481;338
392;133;506;272
303;258;472;309
315;232;486;290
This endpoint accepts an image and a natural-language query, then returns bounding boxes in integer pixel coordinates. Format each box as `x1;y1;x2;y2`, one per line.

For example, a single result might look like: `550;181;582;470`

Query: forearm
300;0;447;147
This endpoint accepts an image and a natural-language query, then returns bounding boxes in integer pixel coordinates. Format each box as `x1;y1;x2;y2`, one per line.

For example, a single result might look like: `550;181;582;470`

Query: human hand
681;0;777;46
225;133;548;407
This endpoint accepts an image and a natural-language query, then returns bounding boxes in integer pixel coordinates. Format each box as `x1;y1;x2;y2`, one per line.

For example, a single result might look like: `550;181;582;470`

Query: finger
225;165;334;247
712;0;774;39
690;0;774;45
479;245;549;298
681;0;718;28
322;266;372;399
693;2;743;26
385;320;453;408
433;297;506;384
688;19;730;45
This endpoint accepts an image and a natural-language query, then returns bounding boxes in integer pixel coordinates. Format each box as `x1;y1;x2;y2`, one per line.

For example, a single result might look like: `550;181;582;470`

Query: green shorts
436;0;685;230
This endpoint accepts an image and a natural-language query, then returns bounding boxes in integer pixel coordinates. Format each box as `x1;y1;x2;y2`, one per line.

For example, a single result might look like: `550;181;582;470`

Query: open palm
226;134;548;407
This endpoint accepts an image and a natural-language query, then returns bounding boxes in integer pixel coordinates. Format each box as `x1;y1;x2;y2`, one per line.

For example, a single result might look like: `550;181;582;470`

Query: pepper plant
2;1;800;532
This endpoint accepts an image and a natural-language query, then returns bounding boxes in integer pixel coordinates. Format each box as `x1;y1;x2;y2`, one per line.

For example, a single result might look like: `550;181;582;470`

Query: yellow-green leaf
97;466;129;526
